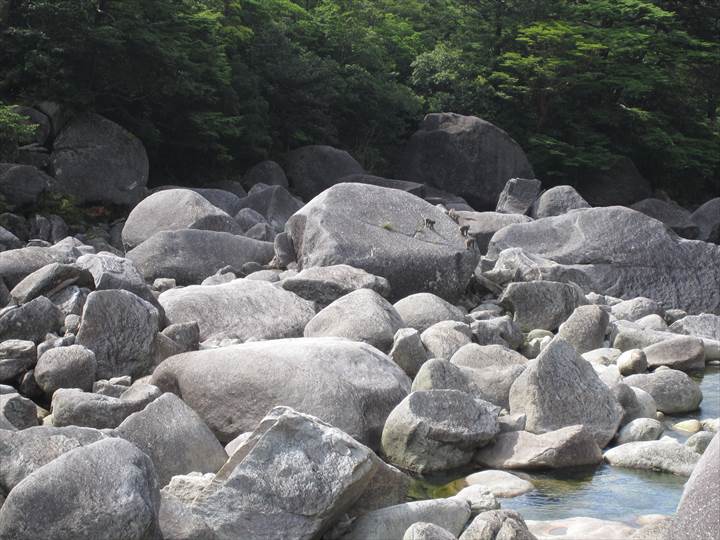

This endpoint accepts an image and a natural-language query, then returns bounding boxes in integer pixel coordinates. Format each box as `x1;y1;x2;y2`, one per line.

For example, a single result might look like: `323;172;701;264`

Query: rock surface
284;144;364;201
603;439;700;476
624;370;702;414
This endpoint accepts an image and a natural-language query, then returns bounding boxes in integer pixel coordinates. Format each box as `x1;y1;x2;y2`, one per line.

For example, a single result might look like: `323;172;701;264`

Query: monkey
459;225;470;238
424;218;436;230
465;237;476;251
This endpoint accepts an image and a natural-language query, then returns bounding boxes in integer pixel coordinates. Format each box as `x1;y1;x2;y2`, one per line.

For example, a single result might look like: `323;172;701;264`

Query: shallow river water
410;366;720;523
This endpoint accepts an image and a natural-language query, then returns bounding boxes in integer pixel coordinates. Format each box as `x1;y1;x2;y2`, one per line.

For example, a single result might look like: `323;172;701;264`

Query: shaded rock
0;226;22;251
643;337;705;372
475;426;603;470
115;393;227;486
339;173;425;196
9;263;93;305
234;185;303;231
159;279;314;345
51;113;149;206
496;178;542;215
617;349;648;376
631;198;698;239
530;185;590;218
465;470;534;498
0;339;36;383
280;264;391;306
575;157;652;207
420;321;473;360
390;328;428;378
243;160;289;189
396;113;534;210
603;439;700;476
624;370;702;414
380;389;499;473
691;197;720;243
0;438;160;540
509;338;622;447
286;183;479;301
0;163;53;208
195;406;376;540
122;189;240;250
76;290;159;379
34;344;96;394
304;289;404;353
11;105;51;145
127;229;274;285
470;316;524;349
285;144;363;201
151;338;410;447
342;498;471;540
685;431;714;454
499;281;586;332
395;293;467;333
557;305;609;353
76;252;155;304
51;384;161;429
235;207;268;232
0;296;62;342
485;206;720;314
0;392;38;430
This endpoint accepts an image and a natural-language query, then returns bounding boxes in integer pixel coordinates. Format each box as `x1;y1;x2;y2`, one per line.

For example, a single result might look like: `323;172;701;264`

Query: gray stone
280;264;391;306
617;349;648;376
0;392;38;430
195;406;376;540
631;198;698;239
396;113;534;210
76;290;159;379
460;510;535;540
0;425;106;498
159;279;314;345
380;389;499;472
496;178;542;215
685;431;714;454
342;498;471;540
243;160;289;189
509;338;623;447
475;425;603;469
500;281;586;332
453;211;532;253
691;197;720;243
0;339;36;383
127;229;274;285
420;321;473;360
669;314;720;341
0;296;62;342
464;470;534;498
339;173;425;196
403;522;457;540
151;338;410;447
51;113;149;206
611;297;664;322
122;189;240;250
284;145;363;201
0;163;53;208
34;344;96;395
49;285;89;316
9;263;93;305
0;225;22;251
485;206;720;315
390;328;429;377
11;105;51;145
234;185;303;231
635;313;667;332
161;322;199;353
243;222;275;241
453;485;500;514
51;384;161;429
557;305;609;354
643;337;705;372
575;157;652;207
624;369;702;414
470;316;524;349
451;343;527;370
616;418;664;444
395;293;468;333
304;289;403;352
76;252;155;305
530;185;590;218
603;439;700;476
115;393;227;486
286;183;479;301
0;438;161;540
234;207;267;232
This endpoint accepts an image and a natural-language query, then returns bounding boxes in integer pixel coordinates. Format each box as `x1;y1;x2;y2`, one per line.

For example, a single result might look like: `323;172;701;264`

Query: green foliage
0;0;717;202
0;103;36;161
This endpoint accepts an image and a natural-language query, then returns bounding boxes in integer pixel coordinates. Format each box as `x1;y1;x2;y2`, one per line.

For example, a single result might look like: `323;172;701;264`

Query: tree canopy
1;0;718;203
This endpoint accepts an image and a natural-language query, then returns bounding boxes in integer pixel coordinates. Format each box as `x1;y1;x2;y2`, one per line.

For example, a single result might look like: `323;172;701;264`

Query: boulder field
0;109;718;540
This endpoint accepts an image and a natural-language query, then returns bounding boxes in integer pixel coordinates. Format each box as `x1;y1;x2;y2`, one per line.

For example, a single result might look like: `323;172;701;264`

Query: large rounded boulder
285;183;479;301
50;113;149;206
396;113;534;210
150;337;411;448
284;144;364;201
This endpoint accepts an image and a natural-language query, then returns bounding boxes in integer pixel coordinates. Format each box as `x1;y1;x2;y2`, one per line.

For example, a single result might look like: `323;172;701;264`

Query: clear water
410;366;720;523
